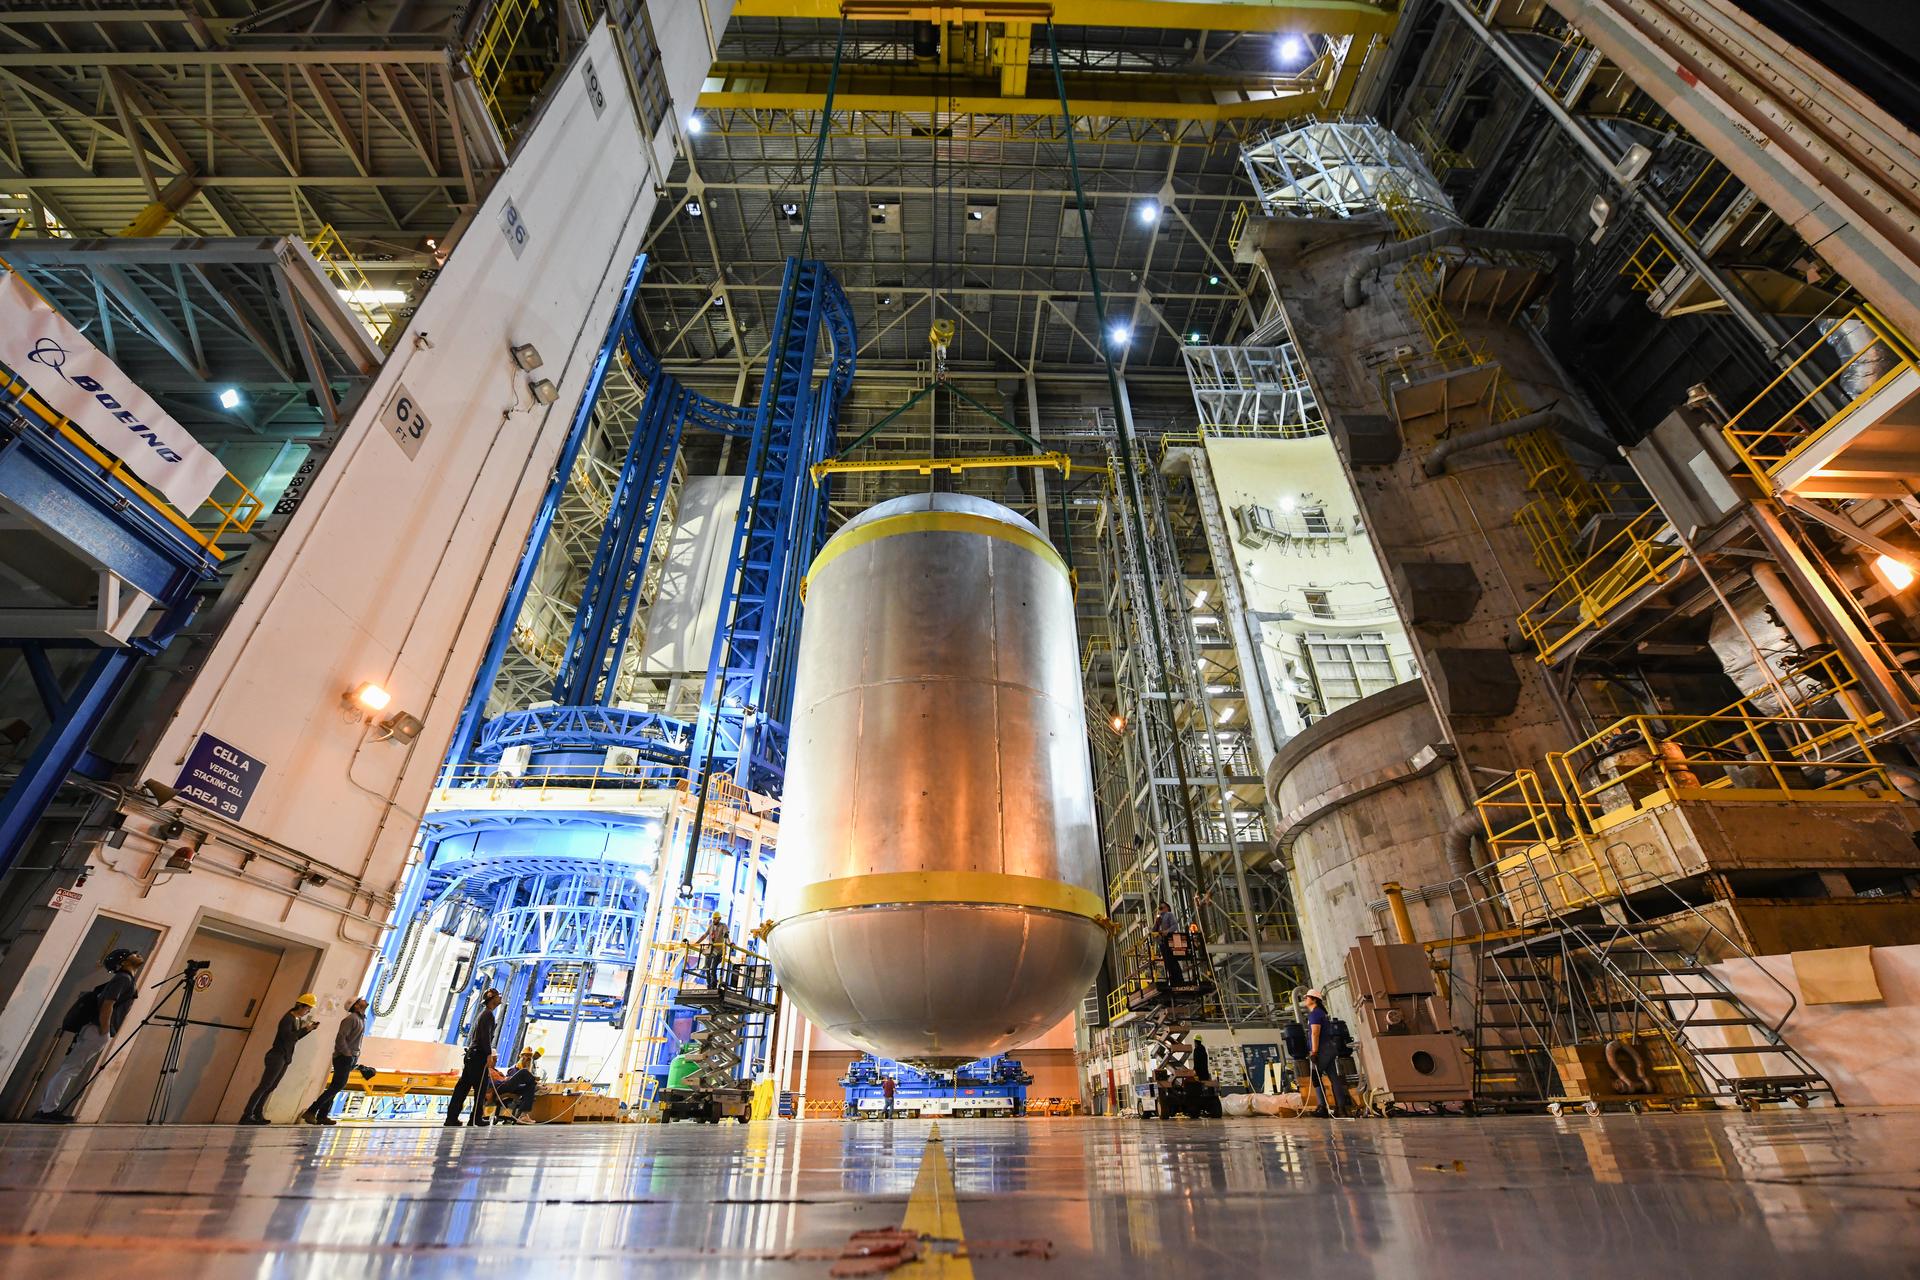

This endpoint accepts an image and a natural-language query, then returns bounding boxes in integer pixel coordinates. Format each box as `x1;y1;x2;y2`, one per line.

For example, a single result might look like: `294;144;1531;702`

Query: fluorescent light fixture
336;287;407;306
1193;589;1209;607
1876;554;1915;591
1218;705;1236;724
217;387;241;410
349;682;392;713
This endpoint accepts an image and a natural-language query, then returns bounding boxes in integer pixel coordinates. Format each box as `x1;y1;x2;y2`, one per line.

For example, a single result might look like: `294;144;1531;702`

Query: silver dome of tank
766;493;1108;1067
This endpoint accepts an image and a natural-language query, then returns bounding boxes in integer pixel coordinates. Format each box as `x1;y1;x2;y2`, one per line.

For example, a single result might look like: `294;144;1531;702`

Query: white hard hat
1305;988;1324;1000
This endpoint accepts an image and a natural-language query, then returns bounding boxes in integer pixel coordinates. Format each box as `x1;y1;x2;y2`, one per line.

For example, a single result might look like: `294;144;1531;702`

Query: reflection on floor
1;1111;1916;1278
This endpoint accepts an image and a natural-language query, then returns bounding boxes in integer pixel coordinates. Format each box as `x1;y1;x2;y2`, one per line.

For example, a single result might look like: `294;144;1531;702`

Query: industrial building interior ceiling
0;0;1919;1276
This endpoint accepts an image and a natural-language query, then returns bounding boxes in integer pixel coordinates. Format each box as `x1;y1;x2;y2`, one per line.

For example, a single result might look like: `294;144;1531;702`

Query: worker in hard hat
1301;989;1347;1118
239;993;319;1124
696;911;730;984
491;1046;542;1121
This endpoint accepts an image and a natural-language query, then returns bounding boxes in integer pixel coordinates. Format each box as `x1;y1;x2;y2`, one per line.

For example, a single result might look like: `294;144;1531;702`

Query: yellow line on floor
898;1123;973;1278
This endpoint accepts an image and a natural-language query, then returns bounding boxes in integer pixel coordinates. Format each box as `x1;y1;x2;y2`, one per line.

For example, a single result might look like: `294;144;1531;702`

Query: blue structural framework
0;373;219;871
366;254;855;1091
840;1055;1034;1117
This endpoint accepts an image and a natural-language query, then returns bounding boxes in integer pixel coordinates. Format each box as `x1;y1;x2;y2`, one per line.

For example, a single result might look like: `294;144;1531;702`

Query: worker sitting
489;1047;542;1122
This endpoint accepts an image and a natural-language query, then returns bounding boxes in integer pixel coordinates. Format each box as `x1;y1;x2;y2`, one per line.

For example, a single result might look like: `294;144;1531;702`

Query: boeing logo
27;337;68;381
21;338;183;465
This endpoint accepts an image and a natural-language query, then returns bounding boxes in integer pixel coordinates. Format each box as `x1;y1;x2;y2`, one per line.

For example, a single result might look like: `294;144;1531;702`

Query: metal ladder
1468;949;1562;1108
1576;920;1834;1109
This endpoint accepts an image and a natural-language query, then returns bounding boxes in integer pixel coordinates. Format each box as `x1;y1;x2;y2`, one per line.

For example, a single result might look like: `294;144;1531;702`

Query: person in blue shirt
1302;988;1347;1117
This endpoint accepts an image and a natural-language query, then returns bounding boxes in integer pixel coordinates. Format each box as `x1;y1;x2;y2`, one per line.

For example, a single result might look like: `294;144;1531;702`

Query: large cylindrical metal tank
766;493;1106;1066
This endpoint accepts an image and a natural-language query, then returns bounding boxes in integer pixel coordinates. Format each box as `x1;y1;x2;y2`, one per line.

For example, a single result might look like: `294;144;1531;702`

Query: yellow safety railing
1622;232;1680;294
1539;29;1594;101
1516;508;1687;661
1226;203;1251;256
810;451;1093;484
1;369;261;560
308;224;401;347
1668;160;1739;242
432;762;770;820
468;0;552;143
1720;304;1920;490
1479;701;1898;922
1375;176;1617;576
1406;118;1468;182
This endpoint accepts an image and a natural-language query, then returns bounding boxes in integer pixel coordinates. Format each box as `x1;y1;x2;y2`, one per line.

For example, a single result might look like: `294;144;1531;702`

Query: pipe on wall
1342;226;1575;347
1422;405;1616;476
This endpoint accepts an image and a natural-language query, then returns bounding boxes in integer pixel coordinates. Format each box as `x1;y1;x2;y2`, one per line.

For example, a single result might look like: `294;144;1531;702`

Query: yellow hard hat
295;993;317;1007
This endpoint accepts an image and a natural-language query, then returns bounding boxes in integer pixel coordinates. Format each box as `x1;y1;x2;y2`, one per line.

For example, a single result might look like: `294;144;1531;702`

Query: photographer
31;948;145;1123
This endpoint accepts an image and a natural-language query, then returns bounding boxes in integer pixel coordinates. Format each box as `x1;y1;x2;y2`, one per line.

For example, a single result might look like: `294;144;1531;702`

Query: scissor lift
660;943;777;1123
1117;931;1223;1119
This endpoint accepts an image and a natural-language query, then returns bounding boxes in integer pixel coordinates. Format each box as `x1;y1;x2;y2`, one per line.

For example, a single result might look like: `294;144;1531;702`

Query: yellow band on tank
777;870;1106;923
806;510;1068;584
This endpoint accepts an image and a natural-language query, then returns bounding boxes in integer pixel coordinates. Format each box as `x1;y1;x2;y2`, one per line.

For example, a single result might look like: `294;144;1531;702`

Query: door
0;916;163;1120
102;927;285;1124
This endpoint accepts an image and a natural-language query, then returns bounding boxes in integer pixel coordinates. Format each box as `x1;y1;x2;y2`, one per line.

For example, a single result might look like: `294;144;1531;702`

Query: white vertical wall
0;12;733;1117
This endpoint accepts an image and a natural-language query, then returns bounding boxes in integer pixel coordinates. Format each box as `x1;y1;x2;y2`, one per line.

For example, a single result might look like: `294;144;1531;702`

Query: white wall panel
640;476;745;673
0;7;737;1114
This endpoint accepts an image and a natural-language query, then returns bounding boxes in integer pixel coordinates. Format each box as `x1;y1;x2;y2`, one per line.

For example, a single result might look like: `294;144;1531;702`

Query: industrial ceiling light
1188;332;1205;344
1207;274;1221;286
218;387;242;410
1108;323;1130;348
1193;589;1209;607
687;114;704;134
1875;554;1915;591
1278;35;1307;62
529;379;559;405
1138;203;1159;225
511;342;544;371
1218;705;1236;724
1277;494;1296;513
687;200;703;218
348;682;392;714
1109;713;1127;733
337;287;408;306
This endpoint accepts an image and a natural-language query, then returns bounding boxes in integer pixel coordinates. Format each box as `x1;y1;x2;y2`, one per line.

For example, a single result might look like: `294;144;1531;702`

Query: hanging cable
1044;23;1216;921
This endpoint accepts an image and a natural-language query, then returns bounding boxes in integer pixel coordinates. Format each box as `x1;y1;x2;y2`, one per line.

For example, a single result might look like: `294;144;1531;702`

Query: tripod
64;960;209;1124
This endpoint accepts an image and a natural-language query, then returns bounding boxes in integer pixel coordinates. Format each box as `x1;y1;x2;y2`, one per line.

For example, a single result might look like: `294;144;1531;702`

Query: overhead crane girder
730;0;1402;35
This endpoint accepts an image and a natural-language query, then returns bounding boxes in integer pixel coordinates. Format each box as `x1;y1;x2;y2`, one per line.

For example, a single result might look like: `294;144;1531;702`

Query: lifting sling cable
678;19;848;889
1044;23;1216;922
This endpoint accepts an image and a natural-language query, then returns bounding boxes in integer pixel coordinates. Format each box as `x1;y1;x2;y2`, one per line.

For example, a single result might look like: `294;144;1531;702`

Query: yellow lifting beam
732;0;1400;35
810;450;1098;483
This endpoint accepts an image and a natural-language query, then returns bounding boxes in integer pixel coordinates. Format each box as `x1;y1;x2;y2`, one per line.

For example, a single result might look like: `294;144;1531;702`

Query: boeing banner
0;271;225;513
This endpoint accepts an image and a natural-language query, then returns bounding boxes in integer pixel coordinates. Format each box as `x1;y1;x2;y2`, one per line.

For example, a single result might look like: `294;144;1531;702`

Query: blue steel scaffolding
0;372;235;872
365;254;854;1101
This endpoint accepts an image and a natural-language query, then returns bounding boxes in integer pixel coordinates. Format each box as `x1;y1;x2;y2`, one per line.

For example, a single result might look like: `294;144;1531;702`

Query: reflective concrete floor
2;1111;1917;1278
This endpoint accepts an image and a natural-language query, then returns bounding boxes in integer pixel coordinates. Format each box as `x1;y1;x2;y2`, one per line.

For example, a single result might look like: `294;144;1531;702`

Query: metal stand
63;960;209;1124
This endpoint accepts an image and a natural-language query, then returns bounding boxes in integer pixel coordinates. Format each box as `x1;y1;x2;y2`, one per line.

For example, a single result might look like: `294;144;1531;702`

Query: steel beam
730;0;1401;34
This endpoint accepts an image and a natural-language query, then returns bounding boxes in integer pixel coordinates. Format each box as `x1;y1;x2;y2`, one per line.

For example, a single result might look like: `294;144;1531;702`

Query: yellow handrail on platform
1720;304;1920;491
1;370;261;559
